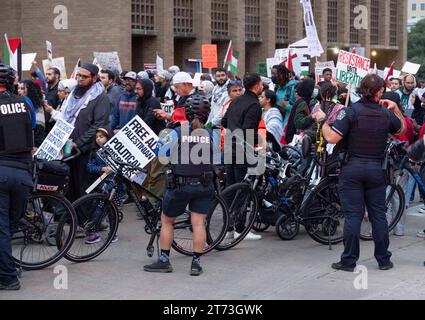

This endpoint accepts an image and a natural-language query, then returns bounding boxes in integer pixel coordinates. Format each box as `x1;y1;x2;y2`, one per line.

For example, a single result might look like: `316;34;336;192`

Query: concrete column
229;0;246;75
155;0;175;68
288;0;303;43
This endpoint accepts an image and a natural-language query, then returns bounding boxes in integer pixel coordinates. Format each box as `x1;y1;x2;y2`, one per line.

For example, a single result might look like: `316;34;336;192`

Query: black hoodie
136;79;166;135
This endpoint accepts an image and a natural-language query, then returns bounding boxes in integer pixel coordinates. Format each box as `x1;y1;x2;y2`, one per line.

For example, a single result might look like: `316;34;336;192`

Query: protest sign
402;62;421;75
46;40;53;62
301;0;324;57
42;57;67;80
266;58;280;78
35;119;74;161
156;55;164;72
22;53;37;71
315;61;336;83
161;101;174;117
144;63;157;71
202;44;218;69
256;62;268;77
384;67;401;80
98;116;159;179
93;52;123;74
336;50;371;87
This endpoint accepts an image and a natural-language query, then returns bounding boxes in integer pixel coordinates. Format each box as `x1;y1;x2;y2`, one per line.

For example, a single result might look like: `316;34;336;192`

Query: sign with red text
336;50;371;87
202;44;218;69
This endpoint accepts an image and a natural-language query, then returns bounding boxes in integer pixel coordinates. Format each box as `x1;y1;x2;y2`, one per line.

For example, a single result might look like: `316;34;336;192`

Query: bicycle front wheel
12;193;77;271
360;184;405;241
215;182;259;251
172;195;229;256
65;193;119;263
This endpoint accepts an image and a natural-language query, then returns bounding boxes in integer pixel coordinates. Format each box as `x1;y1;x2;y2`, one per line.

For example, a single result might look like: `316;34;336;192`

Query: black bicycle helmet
0;64;16;87
185;93;211;124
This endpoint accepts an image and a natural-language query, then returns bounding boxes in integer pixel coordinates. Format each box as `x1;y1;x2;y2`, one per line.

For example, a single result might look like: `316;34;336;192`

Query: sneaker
234;231;262;241
111;235;119;243
419;208;425;214
76;226;86;239
190;261;203;276
224;231;234;240
379;261;394;271
417;230;425;238
85;233;101;244
0;277;21;291
144;260;173;273
331;262;355;272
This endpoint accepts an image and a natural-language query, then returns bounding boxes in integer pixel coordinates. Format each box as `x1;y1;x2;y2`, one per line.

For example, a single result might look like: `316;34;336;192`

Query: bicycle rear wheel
172;195;229;256
303;178;344;245
12;193;77;271
65;193;119;263
215;182;259;251
360;184;405;241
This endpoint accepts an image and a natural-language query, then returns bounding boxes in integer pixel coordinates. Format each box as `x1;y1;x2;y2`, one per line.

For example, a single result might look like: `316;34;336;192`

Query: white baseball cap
172;72;193;85
123;71;137;80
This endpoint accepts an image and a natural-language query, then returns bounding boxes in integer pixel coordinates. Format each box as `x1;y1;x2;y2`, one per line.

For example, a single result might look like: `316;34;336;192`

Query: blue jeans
0;166;33;278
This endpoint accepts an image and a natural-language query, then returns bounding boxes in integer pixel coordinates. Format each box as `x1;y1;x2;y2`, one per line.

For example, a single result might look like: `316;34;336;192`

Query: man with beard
110;71;138;134
206;68;229;129
399;74;420;118
45;63;111;201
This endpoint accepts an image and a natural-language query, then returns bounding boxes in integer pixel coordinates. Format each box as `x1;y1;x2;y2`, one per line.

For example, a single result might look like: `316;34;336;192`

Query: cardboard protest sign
46;40;53;62
156;55;164;72
301;0;324;57
202;44;218;69
336;50;371;87
22;53;37;71
35;119;74;161
315;61;336;84
93;52;123;74
161;101;174;117
42;57;67;80
144;64;157;71
402;62;421;75
98;116;159;179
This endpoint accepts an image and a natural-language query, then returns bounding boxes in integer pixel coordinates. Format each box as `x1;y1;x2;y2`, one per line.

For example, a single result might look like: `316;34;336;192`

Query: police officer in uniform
144;93;219;276
312;74;405;272
0;64;34;290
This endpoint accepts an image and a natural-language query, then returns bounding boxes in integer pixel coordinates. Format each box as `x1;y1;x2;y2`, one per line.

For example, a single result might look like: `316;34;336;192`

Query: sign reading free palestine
336;50;371;87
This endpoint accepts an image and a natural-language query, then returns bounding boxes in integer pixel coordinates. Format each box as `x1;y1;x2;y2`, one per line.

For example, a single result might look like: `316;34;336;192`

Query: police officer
312;74;405;272
0;64;34;290
144;93;219;276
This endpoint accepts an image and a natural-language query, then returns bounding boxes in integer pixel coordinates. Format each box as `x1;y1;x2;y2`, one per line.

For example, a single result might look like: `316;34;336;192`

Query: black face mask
271;76;280;85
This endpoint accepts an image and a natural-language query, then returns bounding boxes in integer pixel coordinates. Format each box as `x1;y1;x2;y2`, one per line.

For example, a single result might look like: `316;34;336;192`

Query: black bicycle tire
12;193;77;271
303;178;344;245
65;193;119;263
215;182;259;251
171;194;229;256
360;184;406;241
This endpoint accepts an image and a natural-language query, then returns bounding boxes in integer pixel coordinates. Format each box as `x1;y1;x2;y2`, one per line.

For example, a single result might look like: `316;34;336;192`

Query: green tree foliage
408;19;425;79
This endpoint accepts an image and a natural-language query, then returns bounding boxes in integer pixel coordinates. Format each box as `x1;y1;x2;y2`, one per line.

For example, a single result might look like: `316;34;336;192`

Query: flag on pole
286;49;293;71
70;58;81;80
384;62;395;82
3;34;22;76
223;40;238;75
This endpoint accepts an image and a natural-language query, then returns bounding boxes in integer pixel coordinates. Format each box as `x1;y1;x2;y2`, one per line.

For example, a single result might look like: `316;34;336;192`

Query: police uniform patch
337;110;346;121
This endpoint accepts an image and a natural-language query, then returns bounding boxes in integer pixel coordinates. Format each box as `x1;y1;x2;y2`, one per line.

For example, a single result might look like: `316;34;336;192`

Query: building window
245;0;260;41
212;0;229;38
389;0;398;46
370;0;379;45
422;3;425;10
412;3;417;11
327;0;338;43
174;0;193;34
276;0;289;43
132;0;155;32
350;0;360;44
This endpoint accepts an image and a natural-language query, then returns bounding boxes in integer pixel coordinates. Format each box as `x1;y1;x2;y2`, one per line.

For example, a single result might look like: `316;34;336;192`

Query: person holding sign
0;64;34;291
312;74;405;272
144;93;219;276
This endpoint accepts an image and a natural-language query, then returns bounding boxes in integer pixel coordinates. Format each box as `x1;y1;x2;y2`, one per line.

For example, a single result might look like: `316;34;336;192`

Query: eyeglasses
77;74;91;80
228;80;243;86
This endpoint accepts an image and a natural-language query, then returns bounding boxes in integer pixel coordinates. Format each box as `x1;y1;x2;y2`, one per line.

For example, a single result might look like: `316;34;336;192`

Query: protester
318;68;333;87
154;70;172;103
399;74;419;117
259;90;283;151
206;68;230;129
100;69;123;109
389;77;402;92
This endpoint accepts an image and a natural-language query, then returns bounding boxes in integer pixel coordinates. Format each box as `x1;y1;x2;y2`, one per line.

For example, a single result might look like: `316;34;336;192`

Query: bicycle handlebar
99;148;148;174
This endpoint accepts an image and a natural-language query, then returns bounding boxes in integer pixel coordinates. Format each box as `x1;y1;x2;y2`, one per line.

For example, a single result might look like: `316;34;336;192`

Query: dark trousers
338;159;392;267
68;152;91;202
225;165;249;233
0;166;32;278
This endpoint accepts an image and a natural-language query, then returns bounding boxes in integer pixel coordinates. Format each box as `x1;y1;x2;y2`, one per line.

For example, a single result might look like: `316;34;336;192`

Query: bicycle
11;154;78;271
66;149;229;263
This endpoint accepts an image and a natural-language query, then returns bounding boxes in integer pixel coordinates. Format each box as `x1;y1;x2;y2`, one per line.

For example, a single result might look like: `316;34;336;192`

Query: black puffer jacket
408;139;425;163
136;79;166;135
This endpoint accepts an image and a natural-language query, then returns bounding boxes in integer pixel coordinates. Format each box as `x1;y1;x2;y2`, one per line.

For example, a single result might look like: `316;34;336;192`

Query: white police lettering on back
0;103;27;115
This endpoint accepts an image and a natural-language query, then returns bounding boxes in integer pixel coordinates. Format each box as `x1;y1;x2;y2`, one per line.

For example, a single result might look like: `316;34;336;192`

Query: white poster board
266;58;281;78
315;61;336;83
301;0;324;57
46;40;53;62
34;119;74;161
161;101;174;117
99;116;159;179
22;53;37;71
93;52;123;74
402;62;421;75
42;57;67;80
336;50;371;87
156;55;164;72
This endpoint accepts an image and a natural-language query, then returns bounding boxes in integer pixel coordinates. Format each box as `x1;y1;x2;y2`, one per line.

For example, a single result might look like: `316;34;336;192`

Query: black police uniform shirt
0;91;33;165
157;125;221;177
331;101;402;159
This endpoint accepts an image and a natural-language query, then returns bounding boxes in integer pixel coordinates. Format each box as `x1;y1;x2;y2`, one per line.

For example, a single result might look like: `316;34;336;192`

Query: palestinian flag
224;41;238;75
3;34;22;76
